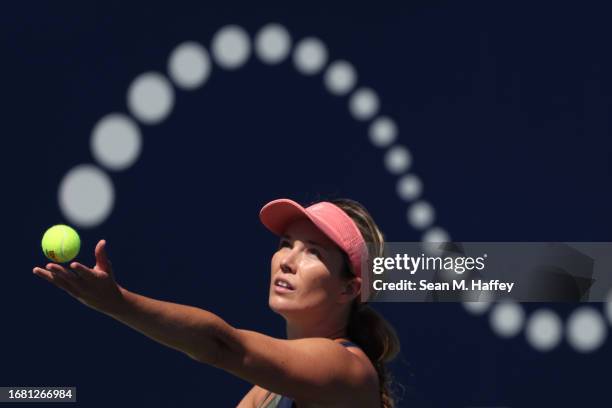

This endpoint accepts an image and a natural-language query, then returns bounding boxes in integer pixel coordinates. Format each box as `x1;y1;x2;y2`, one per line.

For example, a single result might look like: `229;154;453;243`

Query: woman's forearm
107;287;233;365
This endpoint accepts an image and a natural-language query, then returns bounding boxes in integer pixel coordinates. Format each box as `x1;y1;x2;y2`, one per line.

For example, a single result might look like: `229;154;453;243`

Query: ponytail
327;198;402;408
347;302;400;408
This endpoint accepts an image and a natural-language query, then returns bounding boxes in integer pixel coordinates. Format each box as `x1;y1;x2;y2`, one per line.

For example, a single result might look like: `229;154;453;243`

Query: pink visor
259;198;367;278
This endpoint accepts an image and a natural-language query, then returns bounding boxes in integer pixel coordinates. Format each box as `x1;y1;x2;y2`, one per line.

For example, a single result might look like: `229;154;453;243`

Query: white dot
58;164;114;228
384;146;412;174
566;307;607;353
211;25;251;70
421;227;451;256
349;88;379;121
168;41;211;90
293;37;328;75
525;309;562;352
369;117;397;147
463;301;491;315
255;23;291;65
91;114;141;171
422;227;450;244
489;301;525;338
606;290;612;325
407;201;435;230
324;60;357;96
127;72;174;125
396;174;422;201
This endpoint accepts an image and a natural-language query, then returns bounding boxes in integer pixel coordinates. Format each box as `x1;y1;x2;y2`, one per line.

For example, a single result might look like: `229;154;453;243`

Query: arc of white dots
56;23;612;353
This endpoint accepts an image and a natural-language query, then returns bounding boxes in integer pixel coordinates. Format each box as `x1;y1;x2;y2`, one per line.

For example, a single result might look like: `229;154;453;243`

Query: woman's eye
308;248;321;258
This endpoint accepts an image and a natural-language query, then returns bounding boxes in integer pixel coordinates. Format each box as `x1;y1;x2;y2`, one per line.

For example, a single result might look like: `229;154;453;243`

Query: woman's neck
285;319;348;340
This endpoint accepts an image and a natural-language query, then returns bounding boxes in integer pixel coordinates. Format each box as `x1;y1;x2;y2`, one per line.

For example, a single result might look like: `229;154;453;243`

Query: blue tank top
272;340;360;408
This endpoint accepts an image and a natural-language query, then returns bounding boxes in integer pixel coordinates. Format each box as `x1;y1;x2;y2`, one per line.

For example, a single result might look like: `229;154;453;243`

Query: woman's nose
280;248;300;273
280;260;293;274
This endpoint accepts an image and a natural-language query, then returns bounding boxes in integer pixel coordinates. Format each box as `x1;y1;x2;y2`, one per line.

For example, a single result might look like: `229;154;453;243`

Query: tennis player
33;198;400;407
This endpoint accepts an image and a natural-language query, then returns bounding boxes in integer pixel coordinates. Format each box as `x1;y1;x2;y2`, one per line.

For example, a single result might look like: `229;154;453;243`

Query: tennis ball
41;224;81;263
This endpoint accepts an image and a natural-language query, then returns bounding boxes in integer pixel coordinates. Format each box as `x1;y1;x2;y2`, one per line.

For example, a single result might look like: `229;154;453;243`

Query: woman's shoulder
334;339;380;392
334;338;372;366
237;338;379;407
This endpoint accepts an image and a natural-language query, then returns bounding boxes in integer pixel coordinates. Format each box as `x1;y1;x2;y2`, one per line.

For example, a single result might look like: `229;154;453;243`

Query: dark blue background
2;1;611;407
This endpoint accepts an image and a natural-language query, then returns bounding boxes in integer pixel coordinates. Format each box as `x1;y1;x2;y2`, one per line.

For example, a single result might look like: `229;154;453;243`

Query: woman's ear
339;277;362;304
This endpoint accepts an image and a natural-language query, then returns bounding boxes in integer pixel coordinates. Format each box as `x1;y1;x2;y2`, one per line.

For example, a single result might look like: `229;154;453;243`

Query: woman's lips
273;278;295;294
273;284;295;294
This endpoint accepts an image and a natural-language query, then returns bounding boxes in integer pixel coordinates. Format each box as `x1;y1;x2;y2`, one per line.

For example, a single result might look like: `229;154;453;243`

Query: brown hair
327;198;401;408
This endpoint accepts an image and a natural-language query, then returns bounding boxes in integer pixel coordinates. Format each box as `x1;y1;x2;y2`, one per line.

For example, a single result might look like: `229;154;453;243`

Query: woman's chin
268;295;299;316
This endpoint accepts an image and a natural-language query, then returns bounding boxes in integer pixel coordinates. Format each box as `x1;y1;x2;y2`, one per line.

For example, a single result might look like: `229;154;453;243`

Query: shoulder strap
340;340;360;348
257;391;282;408
277;395;296;408
258;392;295;408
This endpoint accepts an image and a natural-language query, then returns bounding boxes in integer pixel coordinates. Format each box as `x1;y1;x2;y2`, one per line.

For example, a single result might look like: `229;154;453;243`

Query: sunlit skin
269;218;362;341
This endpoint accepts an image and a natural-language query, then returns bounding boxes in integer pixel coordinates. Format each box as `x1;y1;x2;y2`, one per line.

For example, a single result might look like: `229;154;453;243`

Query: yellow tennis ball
41;224;81;263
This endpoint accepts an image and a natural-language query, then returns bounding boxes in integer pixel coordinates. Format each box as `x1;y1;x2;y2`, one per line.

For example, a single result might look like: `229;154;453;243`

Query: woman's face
268;218;350;317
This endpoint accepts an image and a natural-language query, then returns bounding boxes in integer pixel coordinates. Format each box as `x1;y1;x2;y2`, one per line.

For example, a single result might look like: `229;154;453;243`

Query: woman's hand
33;239;126;316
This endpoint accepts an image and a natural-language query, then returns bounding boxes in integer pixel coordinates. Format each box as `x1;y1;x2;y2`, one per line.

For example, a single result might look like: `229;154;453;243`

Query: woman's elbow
189;337;226;367
192;324;240;368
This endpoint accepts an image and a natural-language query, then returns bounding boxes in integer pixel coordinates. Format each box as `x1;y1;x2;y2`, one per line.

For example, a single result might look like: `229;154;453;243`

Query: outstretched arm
33;240;378;406
111;288;232;364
